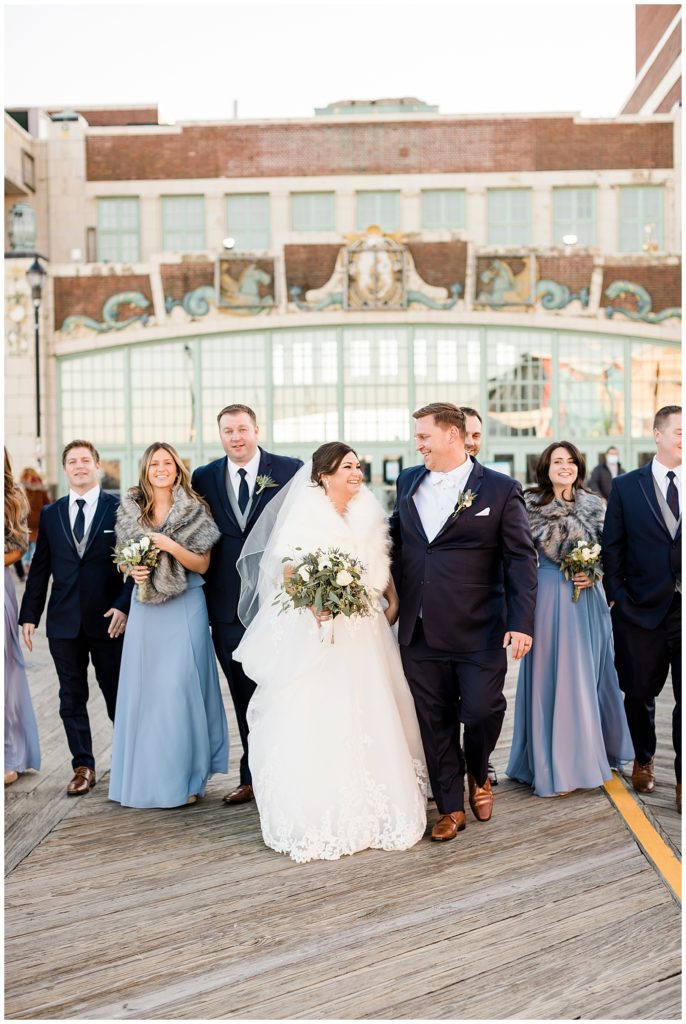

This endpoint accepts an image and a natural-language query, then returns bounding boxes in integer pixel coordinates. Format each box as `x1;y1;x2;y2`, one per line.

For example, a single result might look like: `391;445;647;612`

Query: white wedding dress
234;475;427;864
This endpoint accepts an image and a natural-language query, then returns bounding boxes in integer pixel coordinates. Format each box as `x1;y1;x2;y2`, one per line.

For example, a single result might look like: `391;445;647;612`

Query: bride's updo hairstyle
311;442;359;488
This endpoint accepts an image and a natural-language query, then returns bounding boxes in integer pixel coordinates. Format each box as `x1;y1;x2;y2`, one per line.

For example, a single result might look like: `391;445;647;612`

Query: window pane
97;198;140;262
271;330;339;442
60;350;127;446
487;329;551;437
291;192;335;231
630;343;681;436
552;188;597;245
356;191;401;231
558;335;624;436
162;196;205;251
413;328;481;409
201;333;267;441
487;189;532;245
421;190;465;229
619;186;664;252
343;328;409;442
226;195;270;250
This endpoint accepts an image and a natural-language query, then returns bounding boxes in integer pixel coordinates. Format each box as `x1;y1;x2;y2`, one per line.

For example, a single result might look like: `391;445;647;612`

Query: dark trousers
48;632;123;771
400;618;507;814
612;592;681;782
212;621;255;786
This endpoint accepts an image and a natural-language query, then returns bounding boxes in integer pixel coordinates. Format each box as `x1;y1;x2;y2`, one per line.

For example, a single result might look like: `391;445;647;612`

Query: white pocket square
103;529;114;533
475;508;490;517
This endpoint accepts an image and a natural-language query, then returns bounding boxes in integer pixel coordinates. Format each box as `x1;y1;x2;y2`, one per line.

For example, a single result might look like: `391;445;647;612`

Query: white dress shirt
652;457;681;506
414;457;474;543
68;485;100;535
227;448;261;502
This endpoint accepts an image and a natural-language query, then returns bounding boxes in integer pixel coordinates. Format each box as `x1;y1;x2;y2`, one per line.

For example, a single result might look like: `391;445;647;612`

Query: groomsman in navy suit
603;405;682;813
390;403;537;842
19;440;133;795
192;405;302;804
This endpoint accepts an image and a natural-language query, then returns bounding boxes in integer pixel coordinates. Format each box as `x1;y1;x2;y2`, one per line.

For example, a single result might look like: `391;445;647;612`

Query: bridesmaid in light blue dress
4;449;40;785
109;443;228;809
507;442;634;797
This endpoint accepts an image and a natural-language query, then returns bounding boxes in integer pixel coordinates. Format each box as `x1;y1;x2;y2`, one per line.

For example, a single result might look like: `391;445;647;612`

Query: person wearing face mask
589;447;625;503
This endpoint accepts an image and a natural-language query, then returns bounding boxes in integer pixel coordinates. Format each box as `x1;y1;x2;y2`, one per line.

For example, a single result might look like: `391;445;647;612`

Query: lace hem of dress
256;756;428;864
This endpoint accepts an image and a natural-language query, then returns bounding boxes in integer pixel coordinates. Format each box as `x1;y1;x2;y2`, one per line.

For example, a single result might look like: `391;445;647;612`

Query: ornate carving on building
289;227;462;312
7;203;37;253
216;257;275;314
604;280;682;323
5;267;31;355
475;256;537;308
60;291;151;333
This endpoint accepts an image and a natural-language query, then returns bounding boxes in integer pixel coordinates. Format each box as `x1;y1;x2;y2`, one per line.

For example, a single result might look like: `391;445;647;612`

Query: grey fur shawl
116;486;220;604
524;488;605;566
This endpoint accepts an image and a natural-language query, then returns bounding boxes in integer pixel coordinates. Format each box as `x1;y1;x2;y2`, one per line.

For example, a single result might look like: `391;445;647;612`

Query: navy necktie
73;499;86;542
666;471;680;520
237;468;249;513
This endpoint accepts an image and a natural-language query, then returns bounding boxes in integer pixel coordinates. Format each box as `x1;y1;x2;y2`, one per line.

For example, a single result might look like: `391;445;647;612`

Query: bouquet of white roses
113;535;161;603
559;539;603;603
274;546;376;642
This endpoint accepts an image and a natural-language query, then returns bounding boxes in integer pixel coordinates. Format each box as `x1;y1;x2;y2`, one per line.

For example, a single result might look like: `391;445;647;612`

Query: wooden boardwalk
4;577;682;1020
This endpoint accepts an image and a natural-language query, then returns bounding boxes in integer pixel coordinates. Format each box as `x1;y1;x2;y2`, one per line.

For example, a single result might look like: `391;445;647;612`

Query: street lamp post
26;258;46;471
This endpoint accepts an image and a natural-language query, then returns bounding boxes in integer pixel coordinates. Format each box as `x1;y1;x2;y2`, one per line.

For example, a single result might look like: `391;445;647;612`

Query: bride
234;442;427;863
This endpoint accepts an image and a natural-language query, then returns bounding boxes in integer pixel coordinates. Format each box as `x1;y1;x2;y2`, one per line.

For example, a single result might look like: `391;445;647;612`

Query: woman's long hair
4;448;29;548
525;441;590;507
311;442;359;487
130;442;207;525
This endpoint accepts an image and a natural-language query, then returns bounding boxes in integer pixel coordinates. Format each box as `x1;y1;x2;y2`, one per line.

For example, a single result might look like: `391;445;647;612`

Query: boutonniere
451;489;475;519
255;475;279;496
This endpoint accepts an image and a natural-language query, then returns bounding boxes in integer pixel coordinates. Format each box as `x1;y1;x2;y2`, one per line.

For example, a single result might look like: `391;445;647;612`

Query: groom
390;403;537;841
192;405;302;804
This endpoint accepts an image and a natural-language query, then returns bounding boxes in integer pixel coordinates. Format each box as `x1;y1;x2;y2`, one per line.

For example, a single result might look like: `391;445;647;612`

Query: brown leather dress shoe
431;811;466;841
676;784;682;815
631;758;655;794
468;775;493;821
67;766;96;796
222;783;254;804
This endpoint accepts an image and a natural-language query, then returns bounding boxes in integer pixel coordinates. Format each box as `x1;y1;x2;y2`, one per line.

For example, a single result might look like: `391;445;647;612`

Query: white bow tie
432;474;459;489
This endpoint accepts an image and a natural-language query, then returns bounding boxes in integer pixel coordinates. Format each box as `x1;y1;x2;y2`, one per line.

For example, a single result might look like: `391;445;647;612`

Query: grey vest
225;465;254;533
653;476;681;592
72;513;94;559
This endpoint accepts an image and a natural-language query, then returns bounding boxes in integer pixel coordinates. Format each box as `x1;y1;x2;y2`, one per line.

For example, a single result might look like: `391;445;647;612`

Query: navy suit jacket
191;448;302;625
389;459;538;653
603;463;681;629
19;491;133;640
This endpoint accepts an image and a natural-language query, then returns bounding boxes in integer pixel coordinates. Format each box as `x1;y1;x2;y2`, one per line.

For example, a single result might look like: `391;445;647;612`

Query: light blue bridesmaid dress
507;553;634;797
4;567;41;775
109;572;228;808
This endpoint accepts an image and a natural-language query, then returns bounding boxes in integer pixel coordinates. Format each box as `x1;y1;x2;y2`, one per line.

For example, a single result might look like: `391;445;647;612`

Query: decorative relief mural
216;257;275;315
5;266;32;355
61;292;151;333
476;256;537;308
289;227;462;312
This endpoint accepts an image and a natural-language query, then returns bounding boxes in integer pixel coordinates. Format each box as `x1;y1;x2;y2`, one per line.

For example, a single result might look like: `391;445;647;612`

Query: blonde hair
4;448;29;551
413;402;466;437
129;442;207;526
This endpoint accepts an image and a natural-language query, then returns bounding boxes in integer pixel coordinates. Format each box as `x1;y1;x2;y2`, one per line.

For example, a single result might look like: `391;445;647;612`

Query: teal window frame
552;187;597;245
356;191;401;232
487;189;532;245
421;189;466;230
618;186;665;252
226;194;270;251
291;192;336;232
97;197;140;262
162;195;206;251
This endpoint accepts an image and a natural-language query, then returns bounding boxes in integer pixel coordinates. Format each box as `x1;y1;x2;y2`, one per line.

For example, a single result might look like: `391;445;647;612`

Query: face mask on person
606;454;619;466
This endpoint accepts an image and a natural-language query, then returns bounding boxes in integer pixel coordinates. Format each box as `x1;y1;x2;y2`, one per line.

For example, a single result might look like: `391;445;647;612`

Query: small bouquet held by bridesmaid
113;535;161;603
560;539;603;602
275;546;376;642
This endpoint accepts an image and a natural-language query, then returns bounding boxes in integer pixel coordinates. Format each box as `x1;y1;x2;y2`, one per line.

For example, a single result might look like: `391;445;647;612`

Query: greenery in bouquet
274;546;376;621
113;535;161;602
559;539;604;602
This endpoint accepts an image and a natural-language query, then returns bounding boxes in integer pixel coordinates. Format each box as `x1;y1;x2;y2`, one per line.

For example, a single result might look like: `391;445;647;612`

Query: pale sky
4;0;638;123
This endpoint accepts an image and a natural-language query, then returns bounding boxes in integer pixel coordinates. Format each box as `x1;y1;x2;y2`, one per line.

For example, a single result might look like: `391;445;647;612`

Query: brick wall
161;262;214;302
622;20;681;113
284;244;341;292
86;117;674;181
655;75;682;112
635;4;681;72
537;256;594;292
407;241;467;288
601;264;681;313
54;274;153;330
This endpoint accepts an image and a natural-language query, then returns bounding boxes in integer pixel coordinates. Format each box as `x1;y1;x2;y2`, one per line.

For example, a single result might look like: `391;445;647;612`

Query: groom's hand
503;631;532;660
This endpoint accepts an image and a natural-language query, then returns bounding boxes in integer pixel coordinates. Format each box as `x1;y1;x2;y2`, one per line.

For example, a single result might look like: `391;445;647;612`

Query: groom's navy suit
603;462;681;781
390;458;537;814
19;491;133;771
192;448;302;785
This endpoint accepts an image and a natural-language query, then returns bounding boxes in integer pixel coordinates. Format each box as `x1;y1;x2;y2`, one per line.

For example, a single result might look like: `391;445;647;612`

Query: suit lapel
57;497;78;555
638;464;672;540
82;492;109;557
246;449;272;528
433;458;484;542
213;457;240;531
404;467;430;543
